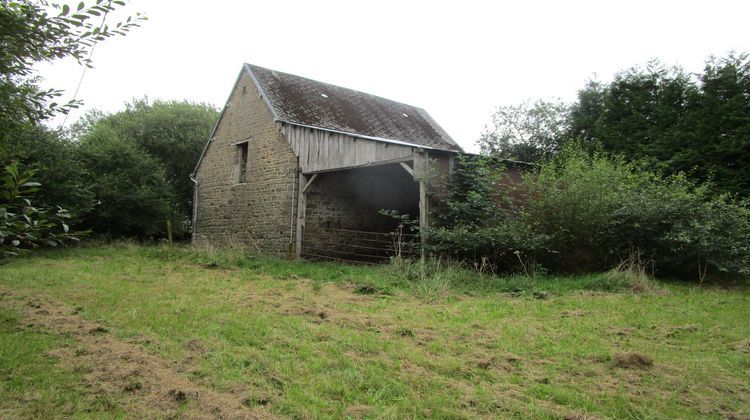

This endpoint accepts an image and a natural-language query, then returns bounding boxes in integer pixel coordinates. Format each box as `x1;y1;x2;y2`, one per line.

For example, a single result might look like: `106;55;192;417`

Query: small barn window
236;141;249;184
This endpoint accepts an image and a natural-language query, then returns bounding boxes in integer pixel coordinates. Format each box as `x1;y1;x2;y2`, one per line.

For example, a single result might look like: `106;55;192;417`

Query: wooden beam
416;150;430;258
295;172;307;259
419;178;428;256
303;173;318;193
399;162;414;178
302;155;415;175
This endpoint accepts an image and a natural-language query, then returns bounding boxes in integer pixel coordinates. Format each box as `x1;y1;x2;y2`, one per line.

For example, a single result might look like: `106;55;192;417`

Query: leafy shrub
429;145;750;278
71;99;218;231
429;220;547;273
429;154;548;273
612;174;750;276
1;163;83;257
3;125;94;221
431;154;502;227
526;145;750;276
523;146;633;271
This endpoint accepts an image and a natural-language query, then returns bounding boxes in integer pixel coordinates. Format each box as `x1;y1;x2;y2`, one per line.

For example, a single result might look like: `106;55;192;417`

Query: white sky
40;0;750;152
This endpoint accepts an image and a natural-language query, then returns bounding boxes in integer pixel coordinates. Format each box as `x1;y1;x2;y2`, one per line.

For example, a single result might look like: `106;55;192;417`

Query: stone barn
192;63;463;262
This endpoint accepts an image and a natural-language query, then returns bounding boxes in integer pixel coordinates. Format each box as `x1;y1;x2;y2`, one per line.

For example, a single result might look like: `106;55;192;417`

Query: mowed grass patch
0;305;125;418
0;243;748;418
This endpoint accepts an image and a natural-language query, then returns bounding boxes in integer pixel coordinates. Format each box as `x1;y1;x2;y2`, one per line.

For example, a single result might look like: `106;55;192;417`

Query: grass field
0;244;748;418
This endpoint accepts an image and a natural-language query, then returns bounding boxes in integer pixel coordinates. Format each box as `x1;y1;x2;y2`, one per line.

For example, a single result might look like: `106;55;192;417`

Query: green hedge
429;146;750;278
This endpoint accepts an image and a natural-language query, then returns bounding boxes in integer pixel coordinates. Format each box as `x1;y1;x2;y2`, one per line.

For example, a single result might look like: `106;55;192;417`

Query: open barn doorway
299;162;420;263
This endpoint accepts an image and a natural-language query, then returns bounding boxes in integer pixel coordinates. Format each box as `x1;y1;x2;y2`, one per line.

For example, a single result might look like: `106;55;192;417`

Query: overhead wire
58;1;112;128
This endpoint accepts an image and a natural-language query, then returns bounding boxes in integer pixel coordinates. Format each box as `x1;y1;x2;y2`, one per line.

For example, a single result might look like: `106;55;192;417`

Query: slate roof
246;64;462;152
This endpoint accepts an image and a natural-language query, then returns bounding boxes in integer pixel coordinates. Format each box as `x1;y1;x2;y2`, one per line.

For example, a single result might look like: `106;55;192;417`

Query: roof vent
320;93;328;98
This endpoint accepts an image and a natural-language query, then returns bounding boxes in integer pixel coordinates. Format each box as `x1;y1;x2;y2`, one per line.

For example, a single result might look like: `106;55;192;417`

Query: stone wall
194;69;298;257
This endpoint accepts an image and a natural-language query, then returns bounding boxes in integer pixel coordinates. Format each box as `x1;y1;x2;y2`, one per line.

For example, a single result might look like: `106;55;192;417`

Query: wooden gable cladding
282;124;416;174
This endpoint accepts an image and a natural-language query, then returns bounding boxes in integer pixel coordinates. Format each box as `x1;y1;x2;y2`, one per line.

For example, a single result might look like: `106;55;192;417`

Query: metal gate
301;228;418;264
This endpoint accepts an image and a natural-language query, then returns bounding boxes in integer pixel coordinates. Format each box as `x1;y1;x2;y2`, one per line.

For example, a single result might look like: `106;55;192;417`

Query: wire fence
301;227;419;264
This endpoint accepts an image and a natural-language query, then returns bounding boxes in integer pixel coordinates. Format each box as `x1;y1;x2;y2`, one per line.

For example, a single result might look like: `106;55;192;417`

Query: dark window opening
237;142;249;183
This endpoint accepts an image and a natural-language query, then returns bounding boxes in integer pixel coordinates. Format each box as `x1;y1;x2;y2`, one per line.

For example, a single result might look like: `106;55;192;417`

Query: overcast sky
39;0;749;152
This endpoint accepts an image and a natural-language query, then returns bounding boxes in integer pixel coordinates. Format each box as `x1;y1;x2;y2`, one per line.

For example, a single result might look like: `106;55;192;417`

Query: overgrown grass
0;243;748;418
137;244;655;297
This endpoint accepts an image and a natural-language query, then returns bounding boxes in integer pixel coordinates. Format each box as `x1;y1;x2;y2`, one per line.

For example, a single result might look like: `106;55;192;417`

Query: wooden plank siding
283;124;417;174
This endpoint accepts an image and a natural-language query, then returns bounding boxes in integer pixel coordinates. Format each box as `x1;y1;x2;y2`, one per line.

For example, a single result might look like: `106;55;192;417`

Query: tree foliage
1;0;145;251
4;125;93;219
0;0;145;156
72;98;218;219
3;97;217;240
432;154;502;227
77;125;174;238
569;53;750;197
70;98;218;237
480;52;750;198
478;100;571;163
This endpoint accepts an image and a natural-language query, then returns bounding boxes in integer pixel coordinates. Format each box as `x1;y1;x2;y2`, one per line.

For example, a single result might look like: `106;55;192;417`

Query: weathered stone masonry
194;72;298;257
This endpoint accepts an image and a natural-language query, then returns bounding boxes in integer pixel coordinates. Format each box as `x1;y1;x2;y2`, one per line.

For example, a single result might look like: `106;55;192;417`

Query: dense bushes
71;99;218;239
430;154;547;273
429;147;750;278
608;173;750;276
76;99;219;222
3;99;218;242
4;125;93;219
77;127;175;238
434;52;750;279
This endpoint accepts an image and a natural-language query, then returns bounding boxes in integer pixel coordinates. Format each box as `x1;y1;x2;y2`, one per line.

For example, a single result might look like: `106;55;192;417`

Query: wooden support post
295;172;307;259
419;178;428;255
416;150;429;258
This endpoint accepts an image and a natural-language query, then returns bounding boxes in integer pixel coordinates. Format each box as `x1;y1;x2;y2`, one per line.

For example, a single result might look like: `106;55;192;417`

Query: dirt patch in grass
184;338;206;354
344;404;372;418
559;309;589;318
0;288;269;419
613;352;654;369
666;324;701;337
732;340;750;353
608;326;636;337
237;280;400;335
